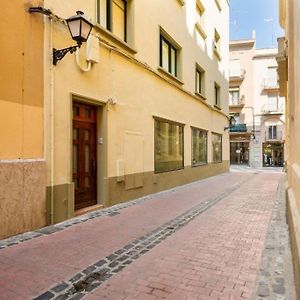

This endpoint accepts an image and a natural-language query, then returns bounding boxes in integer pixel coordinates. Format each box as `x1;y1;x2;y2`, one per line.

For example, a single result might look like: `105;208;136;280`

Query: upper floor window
265;67;278;88
213;29;221;60
97;0;127;41
215;82;220;107
160;35;178;77
215;0;222;11
195;0;206;39
229;59;241;77
268;125;277;139
195;66;205;96
229;88;240;105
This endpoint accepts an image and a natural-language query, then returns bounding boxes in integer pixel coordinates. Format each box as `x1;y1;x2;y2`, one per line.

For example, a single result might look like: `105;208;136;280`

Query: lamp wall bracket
29;6;52;16
53;45;80;65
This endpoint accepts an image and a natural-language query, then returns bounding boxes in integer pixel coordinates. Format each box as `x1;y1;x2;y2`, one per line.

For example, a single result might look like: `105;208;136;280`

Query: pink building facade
229;39;285;168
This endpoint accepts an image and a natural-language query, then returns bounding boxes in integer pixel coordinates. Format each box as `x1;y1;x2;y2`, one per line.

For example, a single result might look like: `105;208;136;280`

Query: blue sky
230;0;284;49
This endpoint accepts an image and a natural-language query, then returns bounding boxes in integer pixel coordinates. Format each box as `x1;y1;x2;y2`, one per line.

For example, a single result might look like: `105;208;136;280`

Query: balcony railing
262;77;279;90
229;95;245;107
230;123;248;132
261;103;284;114
229;68;246;81
265;131;283;141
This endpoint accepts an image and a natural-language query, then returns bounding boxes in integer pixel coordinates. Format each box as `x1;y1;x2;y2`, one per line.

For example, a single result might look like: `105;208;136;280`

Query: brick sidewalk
0;171;285;299
86;172;280;300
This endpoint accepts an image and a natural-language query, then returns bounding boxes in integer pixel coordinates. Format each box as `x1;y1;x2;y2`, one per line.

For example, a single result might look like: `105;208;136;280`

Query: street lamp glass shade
230;115;236;127
66;11;93;45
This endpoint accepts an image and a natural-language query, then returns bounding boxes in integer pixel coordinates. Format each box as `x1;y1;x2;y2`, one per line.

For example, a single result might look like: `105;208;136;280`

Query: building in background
229;38;285;168
0;0;231;238
0;0;46;239
278;0;300;296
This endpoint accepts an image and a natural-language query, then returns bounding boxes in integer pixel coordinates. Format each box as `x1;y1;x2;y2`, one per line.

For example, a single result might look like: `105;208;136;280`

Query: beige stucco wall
279;0;300;296
0;0;46;239
43;0;229;220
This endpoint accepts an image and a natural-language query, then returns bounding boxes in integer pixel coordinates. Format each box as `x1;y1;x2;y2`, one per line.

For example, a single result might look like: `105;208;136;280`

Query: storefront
230;141;250;165
262;142;284;167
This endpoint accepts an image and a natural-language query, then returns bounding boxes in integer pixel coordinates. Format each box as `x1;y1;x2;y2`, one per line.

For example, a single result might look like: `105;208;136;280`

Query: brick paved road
0;170;294;300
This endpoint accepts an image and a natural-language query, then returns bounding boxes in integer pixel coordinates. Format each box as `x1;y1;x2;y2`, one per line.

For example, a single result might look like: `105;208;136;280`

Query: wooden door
73;102;97;210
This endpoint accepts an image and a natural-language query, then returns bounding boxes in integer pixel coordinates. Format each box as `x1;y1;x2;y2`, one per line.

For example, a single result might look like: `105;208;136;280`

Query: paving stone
33;291;55;300
272;284;285;294
51;282;69;293
258;285;270;297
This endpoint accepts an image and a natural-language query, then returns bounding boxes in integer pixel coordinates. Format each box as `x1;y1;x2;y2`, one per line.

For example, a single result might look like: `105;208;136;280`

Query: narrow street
0;169;296;300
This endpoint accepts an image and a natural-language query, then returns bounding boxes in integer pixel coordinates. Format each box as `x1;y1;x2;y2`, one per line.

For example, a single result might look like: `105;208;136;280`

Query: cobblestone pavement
254;176;296;300
0;170;296;300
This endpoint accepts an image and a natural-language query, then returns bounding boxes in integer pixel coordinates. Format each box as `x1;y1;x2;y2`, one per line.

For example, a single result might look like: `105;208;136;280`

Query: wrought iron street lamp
53;11;93;65
29;7;93;65
224;115;237;131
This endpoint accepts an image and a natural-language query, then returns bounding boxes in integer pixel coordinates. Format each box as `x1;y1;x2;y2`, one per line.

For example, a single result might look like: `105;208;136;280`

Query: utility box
86;34;100;63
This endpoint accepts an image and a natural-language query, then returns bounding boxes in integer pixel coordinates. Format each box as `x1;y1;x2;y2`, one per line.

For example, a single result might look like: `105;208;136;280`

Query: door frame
70;95;108;212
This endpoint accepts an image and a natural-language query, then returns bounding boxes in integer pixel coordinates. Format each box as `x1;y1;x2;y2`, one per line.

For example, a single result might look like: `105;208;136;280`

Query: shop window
192;127;207;166
154;118;184;173
212;133;222;163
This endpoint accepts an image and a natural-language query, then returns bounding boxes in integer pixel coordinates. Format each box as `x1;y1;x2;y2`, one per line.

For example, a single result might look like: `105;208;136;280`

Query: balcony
229;68;246;84
229;95;245;108
230;123;248;133
276;37;288;97
261;103;284;115
262;77;279;91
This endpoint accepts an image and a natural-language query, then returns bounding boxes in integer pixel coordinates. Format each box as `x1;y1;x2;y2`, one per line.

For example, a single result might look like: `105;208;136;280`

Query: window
213;29;221;60
268;125;277;139
160;35;178;77
195;66;205;95
192;128;207;166
215;0;222;11
195;0;206;39
266;67;278;88
215;83;220;107
154;118;184;173
229;88;240;105
229;59;241;77
266;95;279;111
230;113;240;124
212;133;222;163
97;0;127;41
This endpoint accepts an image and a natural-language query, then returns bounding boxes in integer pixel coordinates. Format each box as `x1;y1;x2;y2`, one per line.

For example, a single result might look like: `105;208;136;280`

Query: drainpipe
49;18;55;224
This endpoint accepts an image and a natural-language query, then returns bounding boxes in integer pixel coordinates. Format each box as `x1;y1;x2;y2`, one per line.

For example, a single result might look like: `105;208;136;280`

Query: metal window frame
97;0;127;42
160;35;178;77
191;126;208;167
153;117;184;173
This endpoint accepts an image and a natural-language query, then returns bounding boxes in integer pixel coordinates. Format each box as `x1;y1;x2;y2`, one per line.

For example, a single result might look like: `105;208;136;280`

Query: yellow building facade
0;1;46;239
278;0;300;296
1;0;230;238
